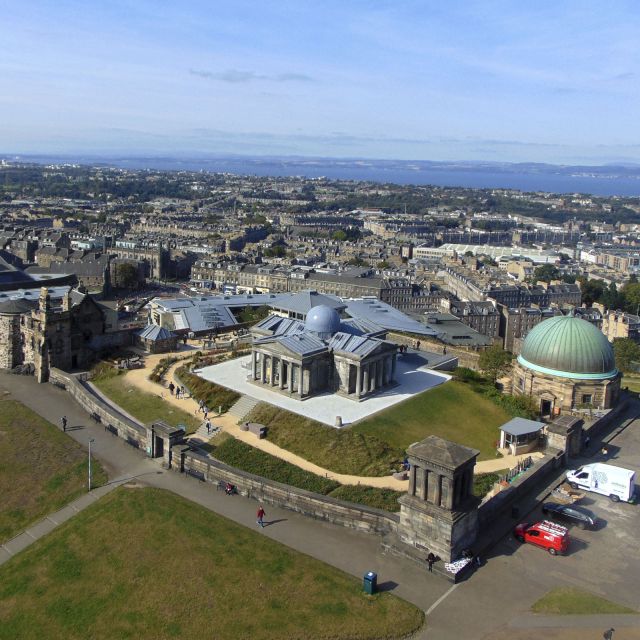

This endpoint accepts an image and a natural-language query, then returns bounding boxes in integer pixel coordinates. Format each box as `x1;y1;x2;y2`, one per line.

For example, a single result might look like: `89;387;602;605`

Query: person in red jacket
256;505;266;528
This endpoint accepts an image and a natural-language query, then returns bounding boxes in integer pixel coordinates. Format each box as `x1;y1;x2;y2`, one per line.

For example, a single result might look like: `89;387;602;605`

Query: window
582;394;593;405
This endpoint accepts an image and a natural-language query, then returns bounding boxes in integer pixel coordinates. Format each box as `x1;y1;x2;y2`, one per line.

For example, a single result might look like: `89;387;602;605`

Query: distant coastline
4;154;640;197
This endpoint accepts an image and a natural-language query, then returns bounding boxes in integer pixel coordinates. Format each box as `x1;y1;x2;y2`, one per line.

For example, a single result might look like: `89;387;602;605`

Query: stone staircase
228;394;261;421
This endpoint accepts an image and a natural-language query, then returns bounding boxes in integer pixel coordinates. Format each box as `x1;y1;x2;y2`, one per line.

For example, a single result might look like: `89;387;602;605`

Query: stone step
227;394;260;420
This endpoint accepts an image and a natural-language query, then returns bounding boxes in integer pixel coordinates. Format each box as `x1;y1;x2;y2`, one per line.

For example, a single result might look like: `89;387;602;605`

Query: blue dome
305;305;341;337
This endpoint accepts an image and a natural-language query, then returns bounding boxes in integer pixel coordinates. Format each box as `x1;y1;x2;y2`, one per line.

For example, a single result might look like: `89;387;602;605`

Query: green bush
212;438;339;494
328;485;402;512
473;472;501;498
177;367;241;413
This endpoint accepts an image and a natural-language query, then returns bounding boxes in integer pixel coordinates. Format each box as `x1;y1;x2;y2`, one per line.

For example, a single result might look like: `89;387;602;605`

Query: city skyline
2;1;639;164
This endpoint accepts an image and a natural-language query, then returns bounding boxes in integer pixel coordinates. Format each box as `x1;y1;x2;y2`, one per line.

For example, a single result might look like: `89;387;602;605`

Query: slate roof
500;417;546;437
138;324;176;341
344;298;438;337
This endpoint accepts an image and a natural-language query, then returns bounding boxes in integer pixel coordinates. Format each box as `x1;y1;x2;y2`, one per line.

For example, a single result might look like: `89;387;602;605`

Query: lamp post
88;438;95;491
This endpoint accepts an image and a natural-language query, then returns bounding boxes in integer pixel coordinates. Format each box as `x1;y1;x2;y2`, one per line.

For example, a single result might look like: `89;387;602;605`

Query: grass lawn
531;587;637;615
622;374;640;394
0;398;107;544
92;369;200;432
353;381;511;461
0;487;423;640
212;437;403;511
243;403;404;476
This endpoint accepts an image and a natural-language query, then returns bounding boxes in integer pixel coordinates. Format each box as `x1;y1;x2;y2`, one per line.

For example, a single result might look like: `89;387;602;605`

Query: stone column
279;359;284;389
391;355;397;382
363;366;369;395
377;359;384;388
409;465;417;495
288;362;294;393
261;352;267;383
271;357;278;386
356;366;362;398
298;365;304;397
252;351;257;380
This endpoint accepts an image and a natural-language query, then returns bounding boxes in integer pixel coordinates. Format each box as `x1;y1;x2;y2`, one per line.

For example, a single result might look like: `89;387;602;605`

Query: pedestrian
584;435;591;450
181;386;186;398
257;505;266;528
60;416;67;432
198;399;205;414
416;340;421;350
203;407;208;420
206;420;211;435
168;382;175;396
426;552;435;572
603;629;615;640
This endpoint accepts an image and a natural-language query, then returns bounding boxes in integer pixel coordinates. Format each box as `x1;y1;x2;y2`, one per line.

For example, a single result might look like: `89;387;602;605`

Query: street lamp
88;438;95;491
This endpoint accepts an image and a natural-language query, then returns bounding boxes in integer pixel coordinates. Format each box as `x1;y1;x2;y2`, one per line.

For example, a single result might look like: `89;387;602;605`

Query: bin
363;571;377;594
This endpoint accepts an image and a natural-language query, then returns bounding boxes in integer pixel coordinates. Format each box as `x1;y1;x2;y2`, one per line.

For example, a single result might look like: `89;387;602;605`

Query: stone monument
397;435;480;563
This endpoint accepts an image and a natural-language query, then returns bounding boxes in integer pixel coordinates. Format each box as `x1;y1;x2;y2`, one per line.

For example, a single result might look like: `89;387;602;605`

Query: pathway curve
123;352;543;488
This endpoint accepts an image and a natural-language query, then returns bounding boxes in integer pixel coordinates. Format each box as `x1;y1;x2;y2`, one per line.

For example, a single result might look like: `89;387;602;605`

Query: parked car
513;520;569;555
541;502;598;530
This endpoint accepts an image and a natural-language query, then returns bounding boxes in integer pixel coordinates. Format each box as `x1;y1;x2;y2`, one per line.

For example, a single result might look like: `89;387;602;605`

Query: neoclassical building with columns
249;305;398;401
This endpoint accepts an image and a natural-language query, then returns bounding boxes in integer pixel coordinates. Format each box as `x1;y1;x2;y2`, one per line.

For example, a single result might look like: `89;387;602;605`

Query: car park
513;520;570;555
541;502;598;529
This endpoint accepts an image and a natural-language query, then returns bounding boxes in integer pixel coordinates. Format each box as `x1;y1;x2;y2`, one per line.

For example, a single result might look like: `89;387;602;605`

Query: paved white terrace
196;353;451;427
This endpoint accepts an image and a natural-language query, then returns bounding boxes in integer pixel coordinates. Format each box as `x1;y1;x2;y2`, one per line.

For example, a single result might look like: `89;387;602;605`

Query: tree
578;278;606;307
621;282;640;314
478;345;513;382
115;262;139;289
613;338;640;373
533;264;560;283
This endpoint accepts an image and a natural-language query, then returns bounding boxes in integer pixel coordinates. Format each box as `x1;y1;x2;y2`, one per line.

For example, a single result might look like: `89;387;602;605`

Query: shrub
212;438;339;494
473;472;501;498
176;367;241;413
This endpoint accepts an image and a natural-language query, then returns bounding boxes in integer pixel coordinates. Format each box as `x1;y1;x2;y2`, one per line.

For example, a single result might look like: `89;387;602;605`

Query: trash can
511;505;520;519
363;571;377;594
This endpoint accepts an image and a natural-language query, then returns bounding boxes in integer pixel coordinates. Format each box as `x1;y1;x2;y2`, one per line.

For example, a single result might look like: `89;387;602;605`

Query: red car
513;520;569;555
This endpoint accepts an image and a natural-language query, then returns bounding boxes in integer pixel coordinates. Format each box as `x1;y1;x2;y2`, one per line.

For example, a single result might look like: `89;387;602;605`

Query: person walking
206;419;211;435
168;382;175;396
198;399;205;414
426;552;435;572
60;416;68;432
181;386;187;398
603;629;615;640
256;505;266;528
203;407;208;421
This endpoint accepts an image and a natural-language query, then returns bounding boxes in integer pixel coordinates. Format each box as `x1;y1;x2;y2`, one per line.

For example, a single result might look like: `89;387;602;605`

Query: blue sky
1;1;639;163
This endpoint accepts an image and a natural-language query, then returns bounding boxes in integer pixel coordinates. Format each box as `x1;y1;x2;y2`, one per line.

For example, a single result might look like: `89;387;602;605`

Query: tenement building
511;313;620;416
249;305;397;401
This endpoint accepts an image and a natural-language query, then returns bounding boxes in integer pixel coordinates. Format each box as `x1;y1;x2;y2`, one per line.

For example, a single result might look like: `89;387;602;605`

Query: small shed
499;417;546;455
136;324;179;354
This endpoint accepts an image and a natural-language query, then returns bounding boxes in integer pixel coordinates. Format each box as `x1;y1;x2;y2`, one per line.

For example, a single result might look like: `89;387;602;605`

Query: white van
566;463;636;503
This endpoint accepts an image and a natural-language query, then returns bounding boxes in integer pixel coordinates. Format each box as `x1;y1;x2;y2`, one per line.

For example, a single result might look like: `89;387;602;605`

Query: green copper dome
517;315;617;380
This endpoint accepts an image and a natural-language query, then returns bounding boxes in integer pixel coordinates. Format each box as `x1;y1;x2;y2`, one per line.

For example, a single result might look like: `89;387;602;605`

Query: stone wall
49;368;149;450
387;331;479;369
180;448;399;536
477;450;562;529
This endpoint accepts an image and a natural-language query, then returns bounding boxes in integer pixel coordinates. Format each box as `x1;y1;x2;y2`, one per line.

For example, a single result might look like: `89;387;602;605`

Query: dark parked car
541;502;598;529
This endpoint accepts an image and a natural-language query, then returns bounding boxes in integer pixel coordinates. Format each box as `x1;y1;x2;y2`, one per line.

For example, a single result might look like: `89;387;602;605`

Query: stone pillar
261;352;267;383
391;355;397;382
409;465;417;495
252;351;257;380
363;366;369;395
356;366;362;398
377;359;384;388
271;357;278;386
279;359;285;389
288;362;294;393
298;365;304;397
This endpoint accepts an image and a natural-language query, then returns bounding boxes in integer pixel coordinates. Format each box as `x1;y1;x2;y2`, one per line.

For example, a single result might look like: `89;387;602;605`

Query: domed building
249;304;398;401
512;314;621;416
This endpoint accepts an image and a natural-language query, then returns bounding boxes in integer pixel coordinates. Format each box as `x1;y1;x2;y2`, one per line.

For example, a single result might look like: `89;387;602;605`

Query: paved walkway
0;478;128;567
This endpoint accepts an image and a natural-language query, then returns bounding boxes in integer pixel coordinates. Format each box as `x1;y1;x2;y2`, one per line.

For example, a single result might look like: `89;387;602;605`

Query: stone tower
398;435;479;563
